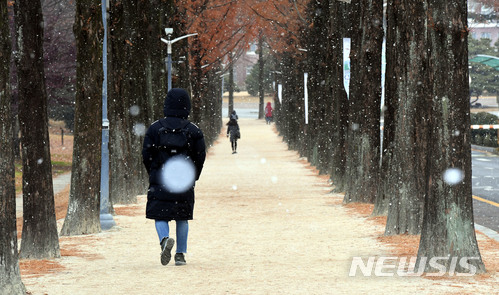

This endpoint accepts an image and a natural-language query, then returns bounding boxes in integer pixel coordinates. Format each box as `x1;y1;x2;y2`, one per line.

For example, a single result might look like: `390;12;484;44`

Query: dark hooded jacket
226;119;240;141
142;88;206;220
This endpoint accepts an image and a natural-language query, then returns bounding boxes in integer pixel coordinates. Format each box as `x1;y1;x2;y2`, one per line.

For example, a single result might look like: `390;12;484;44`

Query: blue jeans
155;220;189;253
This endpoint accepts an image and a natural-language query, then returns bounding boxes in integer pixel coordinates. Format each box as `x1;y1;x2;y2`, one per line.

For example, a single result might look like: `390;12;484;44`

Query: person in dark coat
230;110;238;121
142;88;206;266
226;118;240;154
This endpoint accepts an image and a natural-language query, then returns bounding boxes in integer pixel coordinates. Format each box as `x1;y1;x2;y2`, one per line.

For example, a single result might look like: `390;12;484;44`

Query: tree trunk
304;0;329;171
144;0;168;123
191;37;203;125
328;1;349;192
12;114;20;159
109;0;159;206
108;0;132;207
169;1;191;91
258;32;265;119
343;0;383;204
382;0;428;234
15;0;60;259
109;1;169;206
228;53;234;117
373;1;396;216
0;0;26;291
127;1;149;198
416;0;486;274
60;0;103;236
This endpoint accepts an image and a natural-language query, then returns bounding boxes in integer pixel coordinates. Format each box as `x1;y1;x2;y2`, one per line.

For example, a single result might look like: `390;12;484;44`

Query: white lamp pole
304;72;309;125
160;29;198;91
100;0;115;230
220;73;229;115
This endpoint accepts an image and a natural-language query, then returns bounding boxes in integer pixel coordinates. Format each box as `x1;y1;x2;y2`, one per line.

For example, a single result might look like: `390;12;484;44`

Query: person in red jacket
264;102;273;124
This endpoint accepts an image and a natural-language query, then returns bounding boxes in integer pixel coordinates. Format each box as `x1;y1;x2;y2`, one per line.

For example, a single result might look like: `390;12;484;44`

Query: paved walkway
21;119;497;294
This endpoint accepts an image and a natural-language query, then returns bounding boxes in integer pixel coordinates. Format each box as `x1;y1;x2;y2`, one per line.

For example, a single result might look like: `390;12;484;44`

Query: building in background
233;44;259;91
468;0;499;46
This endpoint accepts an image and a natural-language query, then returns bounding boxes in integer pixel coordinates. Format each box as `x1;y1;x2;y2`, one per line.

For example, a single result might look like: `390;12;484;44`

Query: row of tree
0;0;263;292
272;0;488;273
1;0;495;292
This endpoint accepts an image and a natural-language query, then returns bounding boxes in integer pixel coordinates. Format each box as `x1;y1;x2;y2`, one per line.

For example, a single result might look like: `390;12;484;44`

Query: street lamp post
100;0;115;230
160;28;198;91
220;72;229;116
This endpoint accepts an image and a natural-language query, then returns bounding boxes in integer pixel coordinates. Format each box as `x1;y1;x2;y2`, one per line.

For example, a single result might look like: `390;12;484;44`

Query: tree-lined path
22;119;497;294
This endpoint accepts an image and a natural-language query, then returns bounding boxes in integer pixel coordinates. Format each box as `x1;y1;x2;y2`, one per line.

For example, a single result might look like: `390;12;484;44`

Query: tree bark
60;0;103;236
258;32;265;119
328;1;349;192
15;0;60;259
382;0;428;234
109;0;159;206
0;0;26;291
373;0;396;217
169;1;190;91
228;53;235;117
127;1;149;198
144;0;168;123
416;0;486;273
343;0;383;204
108;0;133;207
304;0;331;172
191;37;203;125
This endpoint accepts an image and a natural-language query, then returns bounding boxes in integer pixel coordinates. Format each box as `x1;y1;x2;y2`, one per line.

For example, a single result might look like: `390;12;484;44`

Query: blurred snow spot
443;168;464;186
133;123;146;136
453;130;460;137
260;158;267;164
37;158;43;165
351;123;359;131
232;185;238;191
271;176;278;184
159;156;196;193
129;105;140;116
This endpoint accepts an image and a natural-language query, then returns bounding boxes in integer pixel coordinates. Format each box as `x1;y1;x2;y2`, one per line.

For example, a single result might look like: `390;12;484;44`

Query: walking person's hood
163;88;191;119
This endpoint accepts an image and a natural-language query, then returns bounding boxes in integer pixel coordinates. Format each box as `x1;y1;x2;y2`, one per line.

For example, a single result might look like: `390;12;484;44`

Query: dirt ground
20;118;498;294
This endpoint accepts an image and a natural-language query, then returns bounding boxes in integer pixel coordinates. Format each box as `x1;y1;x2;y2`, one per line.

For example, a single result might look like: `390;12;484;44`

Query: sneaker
160;237;175;266
175;253;186;266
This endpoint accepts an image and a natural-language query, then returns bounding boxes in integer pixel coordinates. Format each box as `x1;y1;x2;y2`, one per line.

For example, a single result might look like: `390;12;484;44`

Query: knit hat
163;88;191;119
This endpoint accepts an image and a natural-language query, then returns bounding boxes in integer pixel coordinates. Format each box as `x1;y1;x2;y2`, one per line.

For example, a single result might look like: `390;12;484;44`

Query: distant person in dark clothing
142;88;206;266
226;118;240;154
230;110;238;121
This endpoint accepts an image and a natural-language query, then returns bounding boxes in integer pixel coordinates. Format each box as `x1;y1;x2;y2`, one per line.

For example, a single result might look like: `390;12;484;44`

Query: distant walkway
21;119;497;294
16;172;71;218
